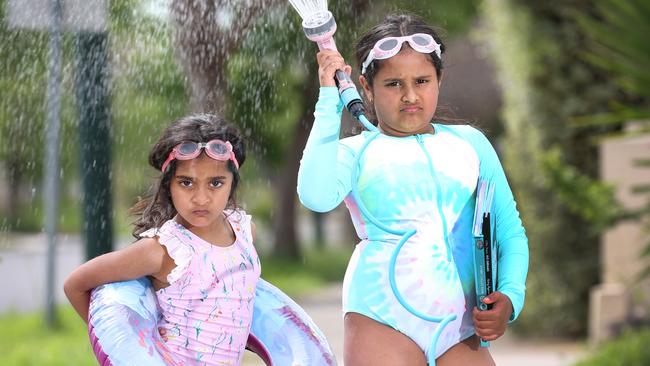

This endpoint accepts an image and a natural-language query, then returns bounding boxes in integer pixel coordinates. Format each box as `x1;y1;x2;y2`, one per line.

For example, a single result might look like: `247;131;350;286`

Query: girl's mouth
401;106;421;113
192;210;210;217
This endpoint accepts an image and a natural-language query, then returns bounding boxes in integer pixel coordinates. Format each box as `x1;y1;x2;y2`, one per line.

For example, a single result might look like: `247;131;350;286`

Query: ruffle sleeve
139;221;193;284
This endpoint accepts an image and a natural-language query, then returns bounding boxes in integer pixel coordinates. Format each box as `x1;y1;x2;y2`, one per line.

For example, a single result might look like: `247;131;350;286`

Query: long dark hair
354;14;464;127
130;114;246;237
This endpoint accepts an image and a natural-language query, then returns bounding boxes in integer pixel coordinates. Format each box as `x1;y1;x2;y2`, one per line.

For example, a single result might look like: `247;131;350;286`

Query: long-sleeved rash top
297;87;529;359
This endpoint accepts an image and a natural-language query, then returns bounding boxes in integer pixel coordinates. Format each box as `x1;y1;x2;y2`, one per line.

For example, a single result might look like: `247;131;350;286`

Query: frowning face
361;46;440;137
170;154;233;235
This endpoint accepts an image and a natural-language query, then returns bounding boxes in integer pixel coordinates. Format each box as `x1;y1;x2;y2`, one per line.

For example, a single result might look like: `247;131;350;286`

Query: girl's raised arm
297;50;356;212
63;237;167;322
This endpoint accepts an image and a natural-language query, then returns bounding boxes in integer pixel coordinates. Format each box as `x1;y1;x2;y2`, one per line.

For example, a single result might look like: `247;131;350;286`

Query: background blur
1;0;649;365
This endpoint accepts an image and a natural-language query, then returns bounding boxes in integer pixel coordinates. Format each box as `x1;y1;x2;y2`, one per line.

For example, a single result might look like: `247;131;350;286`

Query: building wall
590;132;650;343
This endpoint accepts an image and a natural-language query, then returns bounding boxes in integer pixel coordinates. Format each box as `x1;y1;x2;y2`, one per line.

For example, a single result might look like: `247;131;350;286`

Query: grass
572;328;650;366
0;307;95;366
1;247;352;366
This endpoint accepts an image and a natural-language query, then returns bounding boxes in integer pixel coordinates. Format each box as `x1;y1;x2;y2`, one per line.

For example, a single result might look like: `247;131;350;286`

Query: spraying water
287;0;328;22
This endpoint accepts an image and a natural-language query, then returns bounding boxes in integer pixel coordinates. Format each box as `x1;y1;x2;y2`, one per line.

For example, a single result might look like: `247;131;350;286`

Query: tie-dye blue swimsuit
297;87;528;360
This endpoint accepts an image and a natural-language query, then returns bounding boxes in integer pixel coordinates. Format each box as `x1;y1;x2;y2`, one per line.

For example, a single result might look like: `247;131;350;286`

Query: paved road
0;233;88;313
1;233;586;365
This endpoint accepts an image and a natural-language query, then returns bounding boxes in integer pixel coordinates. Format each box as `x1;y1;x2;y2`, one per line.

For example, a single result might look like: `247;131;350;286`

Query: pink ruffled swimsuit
140;210;260;365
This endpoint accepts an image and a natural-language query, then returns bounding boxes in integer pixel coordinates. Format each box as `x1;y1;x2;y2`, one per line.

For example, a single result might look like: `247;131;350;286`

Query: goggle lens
208;141;229;156
378;38;398;51
412;34;432;46
178;142;198;155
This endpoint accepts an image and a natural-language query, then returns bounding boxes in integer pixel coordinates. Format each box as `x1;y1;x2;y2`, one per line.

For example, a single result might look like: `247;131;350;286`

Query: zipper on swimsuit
415;134;452;262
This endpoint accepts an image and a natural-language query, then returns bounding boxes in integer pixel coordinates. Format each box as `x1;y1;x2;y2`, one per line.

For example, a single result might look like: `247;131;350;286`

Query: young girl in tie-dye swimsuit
297;14;529;366
65;114;260;365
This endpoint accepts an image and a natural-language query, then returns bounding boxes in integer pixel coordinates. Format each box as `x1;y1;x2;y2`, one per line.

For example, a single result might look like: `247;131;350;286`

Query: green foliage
573;329;650;366
380;0;480;35
0;0;85;232
2;196;81;233
105;2;189;235
540;146;622;232
0;0;190;236
226;8;308;167
572;0;650;283
570;0;650;131
480;0;622;337
573;1;650;101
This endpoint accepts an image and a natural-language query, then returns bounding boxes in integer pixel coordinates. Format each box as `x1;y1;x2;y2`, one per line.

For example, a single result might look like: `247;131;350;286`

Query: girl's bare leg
436;335;496;366
344;312;427;366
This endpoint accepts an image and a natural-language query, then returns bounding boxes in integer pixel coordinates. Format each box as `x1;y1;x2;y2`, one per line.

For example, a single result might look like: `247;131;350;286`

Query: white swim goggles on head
361;33;442;74
161;139;239;173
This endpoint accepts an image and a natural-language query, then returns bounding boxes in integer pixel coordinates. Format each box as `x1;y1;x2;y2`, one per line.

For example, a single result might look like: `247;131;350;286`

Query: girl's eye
210;180;224;188
179;179;193;187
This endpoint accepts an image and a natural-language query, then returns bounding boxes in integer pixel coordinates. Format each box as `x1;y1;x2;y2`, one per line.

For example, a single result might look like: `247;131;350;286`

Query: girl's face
360;46;440;137
170;154;233;232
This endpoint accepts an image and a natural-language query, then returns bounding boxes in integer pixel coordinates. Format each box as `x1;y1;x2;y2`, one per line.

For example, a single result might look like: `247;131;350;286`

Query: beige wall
591;132;650;343
601;133;650;290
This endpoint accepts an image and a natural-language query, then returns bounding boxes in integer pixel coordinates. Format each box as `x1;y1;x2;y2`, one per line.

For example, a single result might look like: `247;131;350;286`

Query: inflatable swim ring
88;277;337;365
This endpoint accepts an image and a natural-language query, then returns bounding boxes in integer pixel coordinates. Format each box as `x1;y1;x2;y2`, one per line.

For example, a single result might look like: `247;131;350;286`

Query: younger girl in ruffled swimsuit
297;14;529;366
65;114;260;366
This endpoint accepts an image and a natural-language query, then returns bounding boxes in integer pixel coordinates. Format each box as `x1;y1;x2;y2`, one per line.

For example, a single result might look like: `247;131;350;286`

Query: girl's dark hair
355;13;445;85
353;14;465;128
130;114;245;237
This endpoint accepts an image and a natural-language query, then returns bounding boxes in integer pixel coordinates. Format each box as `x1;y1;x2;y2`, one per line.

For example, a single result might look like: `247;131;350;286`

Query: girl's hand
316;50;352;87
472;291;513;341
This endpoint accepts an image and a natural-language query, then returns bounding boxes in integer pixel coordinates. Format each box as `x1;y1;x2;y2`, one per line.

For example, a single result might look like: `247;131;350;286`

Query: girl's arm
297;50;356;212
297;87;355;212
63;237;167;322
470;127;529;341
474;129;529;321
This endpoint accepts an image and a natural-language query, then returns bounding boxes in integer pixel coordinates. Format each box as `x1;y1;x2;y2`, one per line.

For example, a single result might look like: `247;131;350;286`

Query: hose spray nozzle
301;11;366;120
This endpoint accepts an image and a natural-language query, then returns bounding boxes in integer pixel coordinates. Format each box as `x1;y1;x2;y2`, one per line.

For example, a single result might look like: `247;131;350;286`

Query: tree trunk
170;0;276;113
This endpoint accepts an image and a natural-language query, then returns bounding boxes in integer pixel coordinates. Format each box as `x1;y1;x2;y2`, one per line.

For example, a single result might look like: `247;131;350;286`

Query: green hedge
574;329;650;366
479;0;620;337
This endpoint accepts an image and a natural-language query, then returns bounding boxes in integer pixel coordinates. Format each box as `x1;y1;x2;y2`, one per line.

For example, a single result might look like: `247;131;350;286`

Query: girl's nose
401;85;418;103
192;187;210;205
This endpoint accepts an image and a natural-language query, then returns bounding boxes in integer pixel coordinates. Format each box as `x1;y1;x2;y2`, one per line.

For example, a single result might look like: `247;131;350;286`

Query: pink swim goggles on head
361;33;441;74
161;139;239;173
